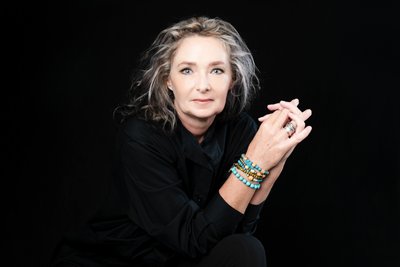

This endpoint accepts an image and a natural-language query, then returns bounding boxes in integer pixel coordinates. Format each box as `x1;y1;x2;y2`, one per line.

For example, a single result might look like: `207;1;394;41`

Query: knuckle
282;109;290;116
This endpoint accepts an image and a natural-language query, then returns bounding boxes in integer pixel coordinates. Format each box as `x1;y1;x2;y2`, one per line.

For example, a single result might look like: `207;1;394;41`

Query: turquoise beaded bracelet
240;154;269;176
230;166;261;190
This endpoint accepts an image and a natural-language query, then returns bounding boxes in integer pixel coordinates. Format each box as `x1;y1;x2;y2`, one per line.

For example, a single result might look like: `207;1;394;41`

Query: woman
52;16;312;267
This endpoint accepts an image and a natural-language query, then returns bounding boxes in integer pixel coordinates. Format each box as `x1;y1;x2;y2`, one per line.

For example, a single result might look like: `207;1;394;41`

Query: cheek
211;75;232;90
215;89;230;107
173;79;195;95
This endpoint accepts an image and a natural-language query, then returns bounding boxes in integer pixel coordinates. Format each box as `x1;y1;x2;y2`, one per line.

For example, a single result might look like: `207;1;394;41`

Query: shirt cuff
244;201;265;221
203;193;244;237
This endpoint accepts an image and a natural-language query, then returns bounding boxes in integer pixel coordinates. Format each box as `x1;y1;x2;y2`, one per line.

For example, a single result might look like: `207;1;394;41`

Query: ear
229;80;234;90
166;79;173;91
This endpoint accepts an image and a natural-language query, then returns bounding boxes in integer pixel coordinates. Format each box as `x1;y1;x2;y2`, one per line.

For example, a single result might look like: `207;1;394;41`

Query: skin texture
167;36;232;143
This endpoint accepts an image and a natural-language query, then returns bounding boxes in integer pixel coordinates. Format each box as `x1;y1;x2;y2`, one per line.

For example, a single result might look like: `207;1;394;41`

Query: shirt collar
177;117;227;172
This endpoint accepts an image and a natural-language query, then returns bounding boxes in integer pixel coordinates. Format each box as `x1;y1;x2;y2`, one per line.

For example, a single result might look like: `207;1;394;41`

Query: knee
219;234;266;266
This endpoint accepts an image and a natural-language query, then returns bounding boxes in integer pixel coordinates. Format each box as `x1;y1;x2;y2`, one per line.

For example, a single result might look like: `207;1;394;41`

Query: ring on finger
284;121;297;137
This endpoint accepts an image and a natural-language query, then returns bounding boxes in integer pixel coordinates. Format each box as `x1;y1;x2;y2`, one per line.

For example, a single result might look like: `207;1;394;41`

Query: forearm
250;161;284;205
249;178;274;205
219;153;279;213
219;171;256;214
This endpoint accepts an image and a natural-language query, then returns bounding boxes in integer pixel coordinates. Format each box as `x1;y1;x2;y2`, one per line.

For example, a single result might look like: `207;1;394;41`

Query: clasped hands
246;98;312;186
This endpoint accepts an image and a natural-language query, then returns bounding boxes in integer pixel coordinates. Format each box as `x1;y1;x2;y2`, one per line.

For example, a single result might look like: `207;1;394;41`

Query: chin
191;110;222;120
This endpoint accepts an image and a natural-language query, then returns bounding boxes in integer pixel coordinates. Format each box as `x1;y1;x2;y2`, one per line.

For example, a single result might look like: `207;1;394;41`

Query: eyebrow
177;61;227;67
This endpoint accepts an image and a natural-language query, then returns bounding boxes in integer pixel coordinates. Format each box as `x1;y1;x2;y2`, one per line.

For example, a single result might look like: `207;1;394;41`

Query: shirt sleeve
237;201;265;234
225;113;265;235
119;124;244;258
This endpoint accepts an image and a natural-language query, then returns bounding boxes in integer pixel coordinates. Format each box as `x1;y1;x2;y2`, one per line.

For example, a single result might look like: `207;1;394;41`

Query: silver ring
284;121;296;137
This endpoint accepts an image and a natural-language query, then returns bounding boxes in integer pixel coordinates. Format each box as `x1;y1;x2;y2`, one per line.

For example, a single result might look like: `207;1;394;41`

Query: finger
287;112;306;132
259;109;282;127
280;111;307;140
258;114;271;122
281;100;312;122
273;108;290;128
301;109;312;121
291;98;299;106
267;109;284;125
280;100;302;116
288;126;312;145
267;103;282;111
267;98;298;111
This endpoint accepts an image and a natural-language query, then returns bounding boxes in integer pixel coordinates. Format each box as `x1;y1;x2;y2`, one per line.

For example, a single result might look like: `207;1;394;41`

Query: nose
196;72;210;93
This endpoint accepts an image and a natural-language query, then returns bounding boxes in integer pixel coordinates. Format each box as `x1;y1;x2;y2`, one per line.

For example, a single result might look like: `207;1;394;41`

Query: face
167;36;233;125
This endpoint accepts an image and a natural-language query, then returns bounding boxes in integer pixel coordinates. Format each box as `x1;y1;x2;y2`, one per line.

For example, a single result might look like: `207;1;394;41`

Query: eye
211;68;224;74
180;68;192;75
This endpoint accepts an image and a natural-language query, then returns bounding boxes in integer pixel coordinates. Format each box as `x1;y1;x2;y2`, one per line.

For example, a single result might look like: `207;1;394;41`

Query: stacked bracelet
240;154;269;177
229;154;269;190
234;163;264;182
230;166;261;190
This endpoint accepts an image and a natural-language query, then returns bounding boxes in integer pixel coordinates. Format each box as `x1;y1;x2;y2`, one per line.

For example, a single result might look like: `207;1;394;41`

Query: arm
220;106;312;211
250;99;313;205
221;101;312;235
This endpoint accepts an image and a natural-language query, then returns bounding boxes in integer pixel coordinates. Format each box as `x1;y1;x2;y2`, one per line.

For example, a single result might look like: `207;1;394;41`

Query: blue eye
211;68;224;74
180;68;192;75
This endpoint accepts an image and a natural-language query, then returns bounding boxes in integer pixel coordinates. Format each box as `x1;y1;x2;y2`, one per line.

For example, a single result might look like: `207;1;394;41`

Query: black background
9;1;399;266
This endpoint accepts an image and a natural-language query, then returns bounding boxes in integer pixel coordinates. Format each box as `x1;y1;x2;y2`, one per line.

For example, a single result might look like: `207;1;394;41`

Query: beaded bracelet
236;160;267;180
230;166;261;190
240;154;269;176
234;163;264;182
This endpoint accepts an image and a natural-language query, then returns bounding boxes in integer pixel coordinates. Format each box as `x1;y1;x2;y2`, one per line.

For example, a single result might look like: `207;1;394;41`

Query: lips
192;99;213;103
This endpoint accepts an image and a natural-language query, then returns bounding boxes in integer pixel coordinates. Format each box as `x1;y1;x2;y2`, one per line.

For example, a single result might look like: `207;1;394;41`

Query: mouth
192;99;213;103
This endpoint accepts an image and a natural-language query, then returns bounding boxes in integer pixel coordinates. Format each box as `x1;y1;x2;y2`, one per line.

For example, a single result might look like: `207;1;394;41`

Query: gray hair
114;16;260;130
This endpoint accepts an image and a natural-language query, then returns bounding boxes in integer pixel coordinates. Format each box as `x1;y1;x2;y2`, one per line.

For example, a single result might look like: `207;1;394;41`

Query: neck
179;114;215;143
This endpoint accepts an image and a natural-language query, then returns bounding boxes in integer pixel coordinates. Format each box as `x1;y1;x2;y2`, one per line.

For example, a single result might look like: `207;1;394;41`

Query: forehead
172;36;230;64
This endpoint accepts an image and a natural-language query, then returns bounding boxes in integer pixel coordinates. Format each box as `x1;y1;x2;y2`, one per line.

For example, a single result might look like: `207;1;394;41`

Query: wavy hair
114;16;260;130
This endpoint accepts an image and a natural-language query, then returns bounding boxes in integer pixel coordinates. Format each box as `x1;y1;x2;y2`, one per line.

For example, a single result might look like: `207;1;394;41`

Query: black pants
168;234;266;267
54;234;266;267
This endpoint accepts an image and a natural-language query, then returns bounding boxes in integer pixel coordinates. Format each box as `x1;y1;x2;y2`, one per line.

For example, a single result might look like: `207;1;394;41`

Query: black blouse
57;112;265;266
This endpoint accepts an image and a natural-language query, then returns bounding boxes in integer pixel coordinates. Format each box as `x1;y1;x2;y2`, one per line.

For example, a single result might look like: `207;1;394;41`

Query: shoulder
117;117;176;153
121;116;164;139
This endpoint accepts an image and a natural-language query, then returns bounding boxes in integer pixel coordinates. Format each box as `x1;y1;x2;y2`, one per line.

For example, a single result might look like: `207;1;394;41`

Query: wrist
250;182;274;205
243;151;274;173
